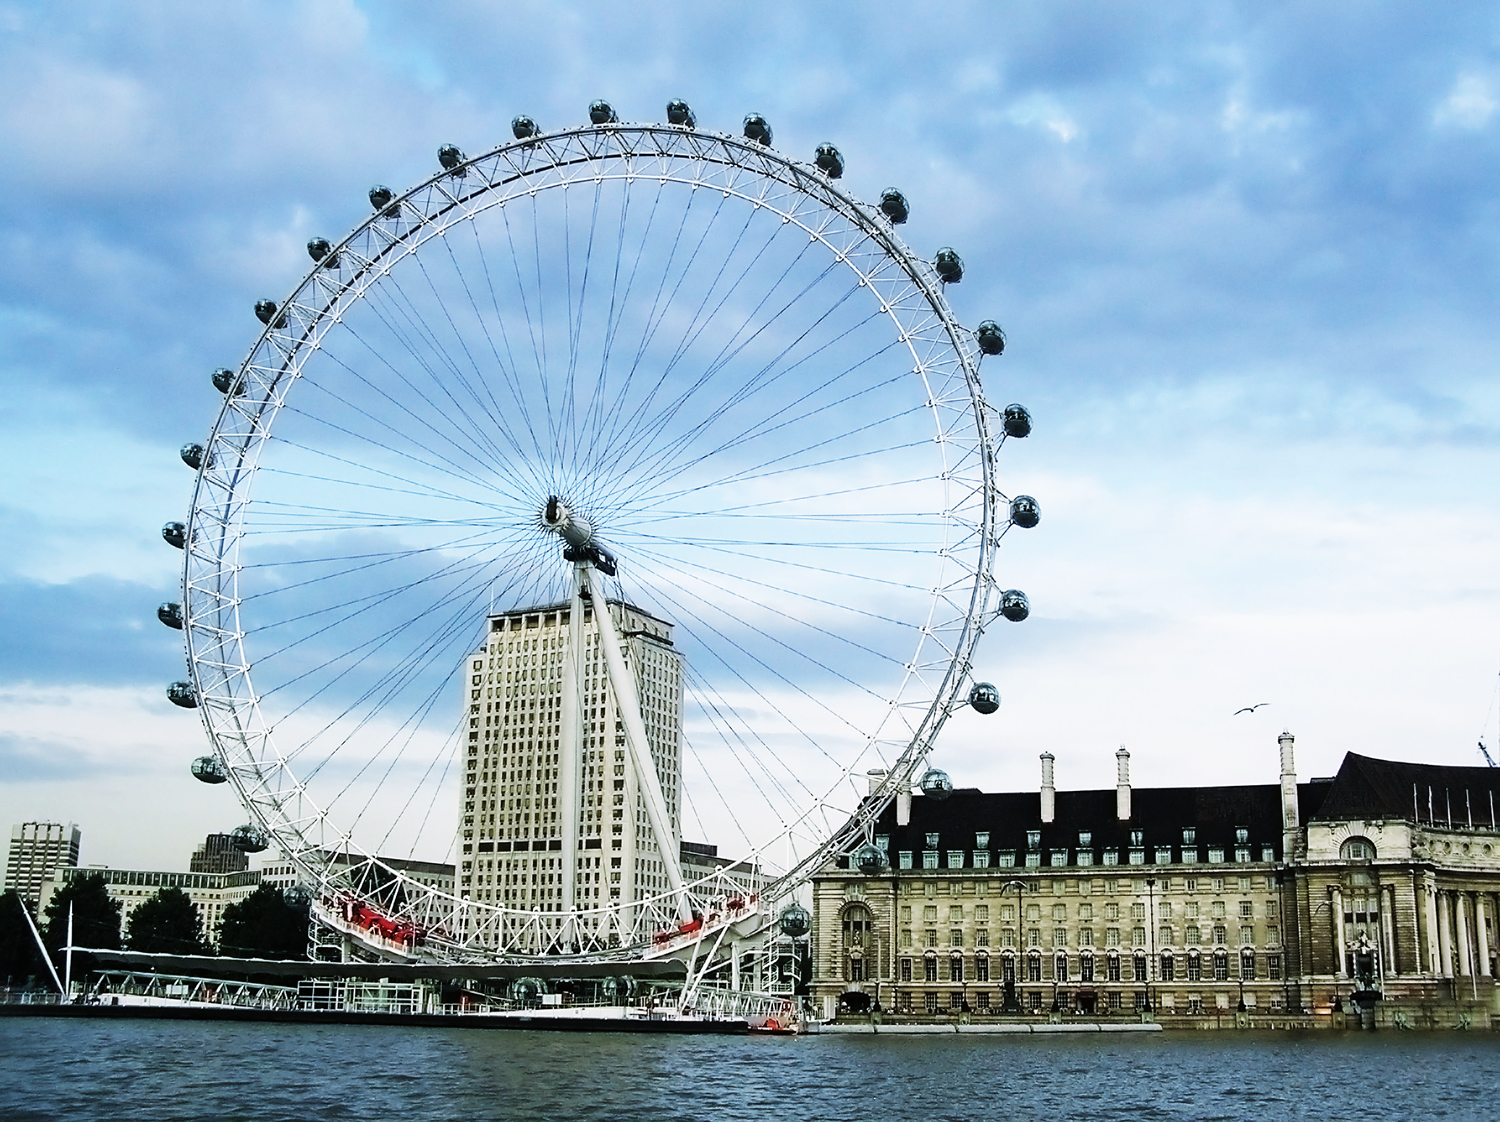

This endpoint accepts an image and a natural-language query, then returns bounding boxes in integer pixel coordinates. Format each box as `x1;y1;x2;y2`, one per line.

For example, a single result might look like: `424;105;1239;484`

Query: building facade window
924;957;939;982
1055;953;1069;982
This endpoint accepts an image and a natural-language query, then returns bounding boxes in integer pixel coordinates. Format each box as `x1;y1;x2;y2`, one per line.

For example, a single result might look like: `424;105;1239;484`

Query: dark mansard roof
869;781;1329;865
1310;752;1500;826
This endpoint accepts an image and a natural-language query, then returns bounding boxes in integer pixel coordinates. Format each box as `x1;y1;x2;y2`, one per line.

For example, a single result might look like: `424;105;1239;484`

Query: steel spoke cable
470;218;547;467
288;357;507;500
629;544;902;690
587;185;729;475
363;273;522;481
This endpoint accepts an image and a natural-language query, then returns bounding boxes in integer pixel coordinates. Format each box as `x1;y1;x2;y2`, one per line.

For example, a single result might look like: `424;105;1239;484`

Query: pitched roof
869;780;1329;864
1311;752;1500;826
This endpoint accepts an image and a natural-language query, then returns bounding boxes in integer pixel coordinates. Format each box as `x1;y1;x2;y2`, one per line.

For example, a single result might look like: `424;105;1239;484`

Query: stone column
1457;894;1474;977
1475;894;1491;978
1423;876;1441;975
1379;884;1396;978
1437;891;1454;978
1330;886;1347;978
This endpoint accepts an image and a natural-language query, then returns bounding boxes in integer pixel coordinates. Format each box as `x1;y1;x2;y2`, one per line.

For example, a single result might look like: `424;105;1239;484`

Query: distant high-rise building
459;598;683;941
5;822;81;905
190;833;249;874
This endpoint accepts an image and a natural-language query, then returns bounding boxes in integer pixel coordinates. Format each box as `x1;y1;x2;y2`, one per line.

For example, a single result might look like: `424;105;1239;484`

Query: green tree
43;872;121;952
0;891;48;985
217;884;309;959
125;887;211;954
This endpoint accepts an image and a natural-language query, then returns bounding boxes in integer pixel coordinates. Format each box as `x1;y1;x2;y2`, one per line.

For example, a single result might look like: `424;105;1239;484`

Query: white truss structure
177;118;1018;967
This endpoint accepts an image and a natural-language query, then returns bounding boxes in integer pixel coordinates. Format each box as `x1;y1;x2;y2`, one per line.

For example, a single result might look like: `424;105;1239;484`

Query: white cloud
1434;73;1498;130
1005;93;1080;144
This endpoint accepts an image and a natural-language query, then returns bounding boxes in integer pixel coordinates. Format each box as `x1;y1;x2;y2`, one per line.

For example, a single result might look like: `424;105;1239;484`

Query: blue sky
2;1;1499;869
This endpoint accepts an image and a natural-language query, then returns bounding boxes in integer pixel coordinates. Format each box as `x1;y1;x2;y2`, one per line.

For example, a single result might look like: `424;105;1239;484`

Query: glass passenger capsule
968;681;1000;714
191;755;227;784
1009;495;1040;529
589;100;618;125
254;300;286;328
306;236;335;265
919;767;953;799
157;602;184;629
934;248;964;284
438;144;466;172
512;115;539;139
162;522;186;549
742;113;773;146
854;843;885;875
1002;404;1032;439
975;320;1006;356
167;680;198;708
368;184;395;211
779;902;810;938
814;143;844;179
283;884;312;907
1000;589;1030;622
179;443;204;470
879;188;909;224
212;367;243;395
230;823;269;853
666;99;696;127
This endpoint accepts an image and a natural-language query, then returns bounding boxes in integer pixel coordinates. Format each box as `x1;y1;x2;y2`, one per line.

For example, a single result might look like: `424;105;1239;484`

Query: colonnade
1426;886;1496;980
1329;881;1497;981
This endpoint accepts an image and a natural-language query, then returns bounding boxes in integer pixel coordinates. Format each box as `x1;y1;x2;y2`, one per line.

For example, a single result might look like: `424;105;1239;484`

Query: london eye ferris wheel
159;100;1038;966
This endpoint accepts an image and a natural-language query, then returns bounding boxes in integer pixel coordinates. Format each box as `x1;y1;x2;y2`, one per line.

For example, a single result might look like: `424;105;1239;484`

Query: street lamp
1146;876;1157;1016
1001;879;1027;1014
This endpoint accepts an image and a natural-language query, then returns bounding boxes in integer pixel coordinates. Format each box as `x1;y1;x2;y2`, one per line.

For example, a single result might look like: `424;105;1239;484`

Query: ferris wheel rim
177;114;1006;963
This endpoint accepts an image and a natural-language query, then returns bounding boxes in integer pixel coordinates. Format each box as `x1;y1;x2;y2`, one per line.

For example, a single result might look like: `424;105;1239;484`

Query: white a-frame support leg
557;565;586;944
580;565;692;924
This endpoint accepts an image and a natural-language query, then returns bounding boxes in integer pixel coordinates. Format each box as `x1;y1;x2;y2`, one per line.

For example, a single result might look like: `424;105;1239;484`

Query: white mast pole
64;902;74;997
557;565;586;946
17;896;63;996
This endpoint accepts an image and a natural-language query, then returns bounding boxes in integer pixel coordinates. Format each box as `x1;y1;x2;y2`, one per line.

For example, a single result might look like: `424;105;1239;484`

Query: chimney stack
1279;731;1299;848
897;787;912;826
867;769;887;797
1040;752;1056;823
1116;746;1131;821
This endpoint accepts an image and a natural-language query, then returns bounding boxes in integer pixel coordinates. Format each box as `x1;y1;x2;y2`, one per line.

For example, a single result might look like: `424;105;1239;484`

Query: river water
1;1020;1497;1121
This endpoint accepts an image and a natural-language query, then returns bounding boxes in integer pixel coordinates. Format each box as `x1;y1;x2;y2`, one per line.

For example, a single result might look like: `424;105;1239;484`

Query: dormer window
1235;827;1249;844
926;833;940;849
1182;828;1197;845
975;831;990;849
1130;830;1143;846
1027;830;1041;848
1078;831;1092;847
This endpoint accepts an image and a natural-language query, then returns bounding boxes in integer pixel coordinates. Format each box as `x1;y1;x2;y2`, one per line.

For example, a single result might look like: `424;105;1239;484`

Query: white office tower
459;598;683;945
6;821;81;905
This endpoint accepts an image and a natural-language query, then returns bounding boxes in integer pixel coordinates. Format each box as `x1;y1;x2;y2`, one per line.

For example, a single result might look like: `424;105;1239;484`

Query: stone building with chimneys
810;732;1500;1029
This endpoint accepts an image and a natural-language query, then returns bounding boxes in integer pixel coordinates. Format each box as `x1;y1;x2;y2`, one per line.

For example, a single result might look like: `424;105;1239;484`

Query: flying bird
1233;703;1270;716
